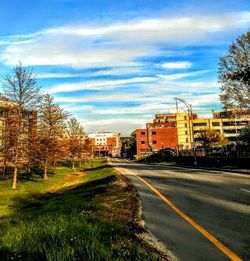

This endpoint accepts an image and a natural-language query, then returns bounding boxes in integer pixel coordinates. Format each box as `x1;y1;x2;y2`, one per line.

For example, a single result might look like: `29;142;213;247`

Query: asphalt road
110;158;250;261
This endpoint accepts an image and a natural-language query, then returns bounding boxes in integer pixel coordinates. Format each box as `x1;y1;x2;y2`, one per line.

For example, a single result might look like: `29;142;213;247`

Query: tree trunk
12;150;19;189
72;161;76;172
43;161;48;180
12;166;18;189
27;163;31;175
2;158;7;180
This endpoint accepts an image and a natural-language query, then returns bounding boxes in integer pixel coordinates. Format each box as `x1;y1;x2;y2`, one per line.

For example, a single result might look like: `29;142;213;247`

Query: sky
0;0;249;136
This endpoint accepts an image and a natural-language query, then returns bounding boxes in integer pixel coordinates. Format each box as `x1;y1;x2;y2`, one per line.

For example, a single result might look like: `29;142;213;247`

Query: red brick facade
136;122;178;158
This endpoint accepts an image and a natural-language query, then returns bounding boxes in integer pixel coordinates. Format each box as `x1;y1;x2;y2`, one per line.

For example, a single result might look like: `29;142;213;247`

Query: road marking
241;189;250;193
116;166;242;261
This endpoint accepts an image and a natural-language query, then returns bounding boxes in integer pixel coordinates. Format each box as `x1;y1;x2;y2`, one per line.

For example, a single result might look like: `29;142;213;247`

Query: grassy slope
0;159;165;261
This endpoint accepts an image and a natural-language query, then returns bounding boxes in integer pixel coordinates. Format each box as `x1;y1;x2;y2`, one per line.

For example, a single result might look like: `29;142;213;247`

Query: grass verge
0;159;168;260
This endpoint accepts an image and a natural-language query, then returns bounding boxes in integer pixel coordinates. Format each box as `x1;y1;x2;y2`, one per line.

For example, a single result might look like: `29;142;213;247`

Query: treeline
1;62;87;189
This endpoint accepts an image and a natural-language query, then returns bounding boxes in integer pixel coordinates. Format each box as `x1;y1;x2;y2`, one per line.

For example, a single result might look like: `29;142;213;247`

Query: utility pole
174;97;197;165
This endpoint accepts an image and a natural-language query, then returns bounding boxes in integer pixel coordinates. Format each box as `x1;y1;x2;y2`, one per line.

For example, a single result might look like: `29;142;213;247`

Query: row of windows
140;131;157;135
223;121;248;126
193;122;207;127
141;140;157;144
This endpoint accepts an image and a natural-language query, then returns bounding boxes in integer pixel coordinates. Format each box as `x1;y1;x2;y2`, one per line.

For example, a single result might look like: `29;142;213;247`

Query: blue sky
0;0;249;135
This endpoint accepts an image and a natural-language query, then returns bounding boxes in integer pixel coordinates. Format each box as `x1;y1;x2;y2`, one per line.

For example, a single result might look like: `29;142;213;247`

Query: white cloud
90;66;145;76
82;118;148;136
162;62;192;69
53;79;220;110
92;103;173;115
48;76;156;93
157;70;211;80
60;104;95;112
1;11;249;68
1;40;155;68
37;12;249;42
54;92;169;104
36;73;83;79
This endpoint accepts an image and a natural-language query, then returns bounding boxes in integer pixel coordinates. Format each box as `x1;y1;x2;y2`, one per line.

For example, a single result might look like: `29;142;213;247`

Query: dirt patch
95;174;140;227
64;172;84;182
95;172;173;260
49;172;85;193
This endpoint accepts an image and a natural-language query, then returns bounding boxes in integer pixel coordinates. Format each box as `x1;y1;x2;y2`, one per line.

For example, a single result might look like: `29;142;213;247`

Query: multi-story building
177;110;250;149
135;110;250;158
86;132;121;157
0;96;37;162
136;114;178;158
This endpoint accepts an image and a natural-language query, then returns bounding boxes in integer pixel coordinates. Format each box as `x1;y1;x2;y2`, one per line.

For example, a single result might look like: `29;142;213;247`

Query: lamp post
174;97;197;165
146;123;153;157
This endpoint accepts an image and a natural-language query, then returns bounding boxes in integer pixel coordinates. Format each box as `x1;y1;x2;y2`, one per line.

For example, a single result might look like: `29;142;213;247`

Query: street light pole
174;97;197;165
146;123;153;157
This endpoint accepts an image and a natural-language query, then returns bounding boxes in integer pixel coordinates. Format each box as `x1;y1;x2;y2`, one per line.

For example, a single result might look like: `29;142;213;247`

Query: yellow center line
119;167;242;261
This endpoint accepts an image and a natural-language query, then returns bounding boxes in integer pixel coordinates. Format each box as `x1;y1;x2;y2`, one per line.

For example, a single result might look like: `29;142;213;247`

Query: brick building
136;114;178;158
0;96;37;162
136;110;250;158
86;132;121;157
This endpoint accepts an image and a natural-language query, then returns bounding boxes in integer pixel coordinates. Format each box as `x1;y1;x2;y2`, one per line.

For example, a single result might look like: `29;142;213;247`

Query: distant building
86;132;121;157
120;137;130;157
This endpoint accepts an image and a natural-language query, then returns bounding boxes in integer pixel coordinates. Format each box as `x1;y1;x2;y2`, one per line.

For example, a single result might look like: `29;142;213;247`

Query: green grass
0;159;163;261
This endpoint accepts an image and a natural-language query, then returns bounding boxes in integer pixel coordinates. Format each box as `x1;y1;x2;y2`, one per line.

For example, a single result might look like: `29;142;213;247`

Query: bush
140;148;177;163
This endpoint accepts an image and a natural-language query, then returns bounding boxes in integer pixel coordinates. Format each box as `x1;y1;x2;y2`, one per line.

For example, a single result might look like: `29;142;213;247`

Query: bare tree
218;32;250;110
66;117;84;171
36;94;69;179
2;62;41;189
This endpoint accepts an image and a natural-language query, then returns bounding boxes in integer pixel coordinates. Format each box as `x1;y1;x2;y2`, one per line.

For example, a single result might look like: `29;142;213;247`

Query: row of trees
1;63;87;189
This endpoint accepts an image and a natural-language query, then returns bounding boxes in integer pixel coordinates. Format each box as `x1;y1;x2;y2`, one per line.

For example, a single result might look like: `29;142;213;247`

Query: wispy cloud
0;8;247;136
90;66;145;76
36;73;83;79
92;103;173;115
1;11;249;68
162;62;192;69
157;70;211;81
48;76;156;93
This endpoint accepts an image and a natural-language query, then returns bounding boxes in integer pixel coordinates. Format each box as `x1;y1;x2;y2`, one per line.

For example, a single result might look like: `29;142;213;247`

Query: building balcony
224;133;238;137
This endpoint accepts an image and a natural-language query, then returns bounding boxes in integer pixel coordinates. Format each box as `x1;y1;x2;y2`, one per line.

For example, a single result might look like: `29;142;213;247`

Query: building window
185;123;187;127
193;122;207;127
141;141;145;144
152;140;157;144
141;131;145;135
184;116;187;120
185;131;188;135
212;122;220;126
186;138;189;142
223;121;234;126
152;131;156;135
